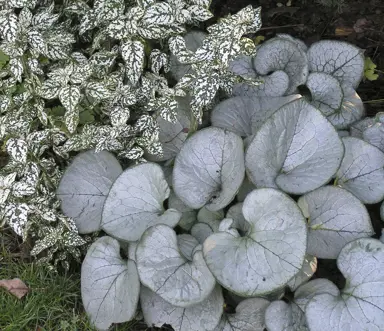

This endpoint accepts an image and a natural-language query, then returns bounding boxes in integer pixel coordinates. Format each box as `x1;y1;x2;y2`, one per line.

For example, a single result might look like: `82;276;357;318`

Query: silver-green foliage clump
56;28;384;329
0;0;262;269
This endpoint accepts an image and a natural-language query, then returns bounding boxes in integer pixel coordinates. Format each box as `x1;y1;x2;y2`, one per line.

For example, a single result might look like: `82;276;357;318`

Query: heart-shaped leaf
101;163;181;241
226;203;249;234
203;188;307;296
136;224;216;307
306;238;384;331
173;127;245;211
177;234;200;261
211;95;301;137
81;236;139;330
306;72;364;129
245;99;344;194
141;284;223;331
253;37;308;94
169;191;197;231
298;186;373;258
57;150;122;234
335;137;384;203
307;40;364;89
213;298;270;331
190;206;224;244
265;279;339;331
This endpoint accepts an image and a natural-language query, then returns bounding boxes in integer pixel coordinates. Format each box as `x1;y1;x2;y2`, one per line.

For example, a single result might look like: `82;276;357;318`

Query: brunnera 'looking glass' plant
54;7;384;330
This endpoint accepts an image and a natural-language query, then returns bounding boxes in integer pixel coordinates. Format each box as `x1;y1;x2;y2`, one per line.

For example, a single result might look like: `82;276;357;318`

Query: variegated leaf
6;138;28;163
0;95;11;113
30;226;62;255
150;49;168;74
169;36;196;63
18;7;33;28
148;97;178;123
86;81;111;101
9;57;23;82
121;40;145;85
110;105;130;127
141;2;174;25
28;30;47;54
0;11;18;42
123;146;144;159
135;114;155;132
59;85;81;113
145;141;163;156
106;20;130;39
4;203;30;238
39;79;62;99
22;162;40;186
191;72;220;110
188;5;213;21
95;0;124;22
189;0;211;7
27;58;43;75
12;182;36;197
64;107;79;133
137;0;156;8
32;11;59;30
79;10;97;34
0;173;17;204
218;39;241;66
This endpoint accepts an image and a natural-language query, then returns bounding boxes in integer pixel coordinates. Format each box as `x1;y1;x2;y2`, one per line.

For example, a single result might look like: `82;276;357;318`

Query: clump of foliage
56;29;384;330
0;0;261;270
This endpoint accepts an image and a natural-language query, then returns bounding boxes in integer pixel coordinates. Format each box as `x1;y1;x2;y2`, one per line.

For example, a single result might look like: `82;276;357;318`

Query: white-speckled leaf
173;127;245;211
232;71;290;97
136;224;216;307
307;72;364;129
214;298;270;331
169;191;197;230
147;97;191;162
307;40;364;89
81;237;139;330
287;255;317;291
203;188;307;296
141;284;223;331
335;137;384;204
265;278;339;331
253;37;308;94
211;95;301;137
57;150;122;234
169;31;206;81
363;113;384;152
306;238;384;331
298;186;373;259
245;99;344;195
177;234;200;261
101;163;181;241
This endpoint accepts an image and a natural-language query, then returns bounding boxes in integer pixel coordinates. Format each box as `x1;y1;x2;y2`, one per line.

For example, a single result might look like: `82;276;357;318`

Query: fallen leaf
0;278;29;299
335;27;354;36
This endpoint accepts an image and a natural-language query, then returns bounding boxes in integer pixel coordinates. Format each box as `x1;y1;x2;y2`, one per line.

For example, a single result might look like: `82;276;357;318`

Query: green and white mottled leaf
141;2;174;25
121;40;144;85
9;58;23;82
173;127;245;211
306;238;384;331
0;173;17;204
188;5;213;21
3;203;30;237
6;138;28;163
245;99;344;195
0;12;18;42
169;191;196;231
306;72;364;129
298;186;373;259
336;137;384;203
203;188;307;296
57;150;122;234
39;79;62;99
211;95;301;137
28;30;47;54
214;298;270;331
86;81;111;101
110;105;130;127
265;278;339;331
141;284;223;331
253;37;308;94
101;163;181;242
81;236;139;331
136;224;216;307
59;85;81;113
307;40;364;89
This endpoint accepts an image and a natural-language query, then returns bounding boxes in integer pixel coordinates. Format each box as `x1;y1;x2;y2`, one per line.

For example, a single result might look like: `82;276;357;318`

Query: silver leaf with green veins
173;127;245;211
101;163;181;242
81;236;140;331
203;188;307;296
136;224;216;307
